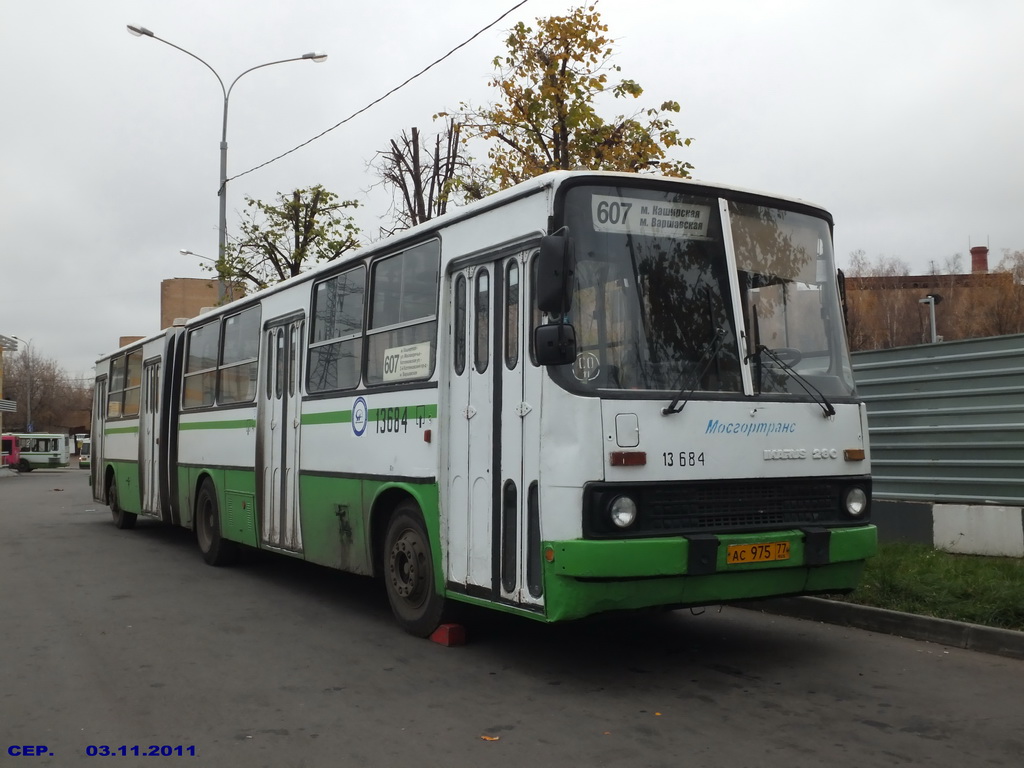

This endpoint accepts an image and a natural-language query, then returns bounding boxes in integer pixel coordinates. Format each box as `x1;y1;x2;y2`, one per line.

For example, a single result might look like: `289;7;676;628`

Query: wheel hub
390;534;421;599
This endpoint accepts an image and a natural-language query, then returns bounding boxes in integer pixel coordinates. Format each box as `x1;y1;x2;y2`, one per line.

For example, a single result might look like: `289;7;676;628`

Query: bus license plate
726;541;791;564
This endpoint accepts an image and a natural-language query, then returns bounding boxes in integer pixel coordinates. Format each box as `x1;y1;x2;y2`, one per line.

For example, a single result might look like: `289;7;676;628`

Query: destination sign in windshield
591;194;712;238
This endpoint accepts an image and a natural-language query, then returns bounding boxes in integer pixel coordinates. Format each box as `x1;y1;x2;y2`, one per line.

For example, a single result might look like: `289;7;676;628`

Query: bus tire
108;477;137;530
383;503;445;637
195;479;237;567
18;459;31;473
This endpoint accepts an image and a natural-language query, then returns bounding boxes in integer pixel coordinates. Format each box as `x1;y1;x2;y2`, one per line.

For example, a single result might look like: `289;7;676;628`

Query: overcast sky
2;0;1022;379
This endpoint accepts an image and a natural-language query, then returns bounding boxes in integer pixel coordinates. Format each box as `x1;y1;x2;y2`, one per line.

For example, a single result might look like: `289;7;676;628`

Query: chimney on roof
970;246;989;273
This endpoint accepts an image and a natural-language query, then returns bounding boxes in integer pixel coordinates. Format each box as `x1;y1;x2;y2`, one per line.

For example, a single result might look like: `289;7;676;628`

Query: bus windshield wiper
754;345;836;418
662;328;727;416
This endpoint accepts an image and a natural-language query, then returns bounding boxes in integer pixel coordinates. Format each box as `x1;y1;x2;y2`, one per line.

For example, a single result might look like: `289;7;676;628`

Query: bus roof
95;170;831;365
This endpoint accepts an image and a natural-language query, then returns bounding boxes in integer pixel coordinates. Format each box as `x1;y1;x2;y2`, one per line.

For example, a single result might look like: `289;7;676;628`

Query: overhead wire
226;0;530;187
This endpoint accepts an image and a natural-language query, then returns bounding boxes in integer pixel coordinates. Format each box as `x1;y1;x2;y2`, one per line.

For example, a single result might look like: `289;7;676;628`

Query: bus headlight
844;487;868;517
609;495;638;528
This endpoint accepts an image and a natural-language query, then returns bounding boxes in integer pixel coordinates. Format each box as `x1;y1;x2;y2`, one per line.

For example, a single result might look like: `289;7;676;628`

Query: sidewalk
740;596;1024;661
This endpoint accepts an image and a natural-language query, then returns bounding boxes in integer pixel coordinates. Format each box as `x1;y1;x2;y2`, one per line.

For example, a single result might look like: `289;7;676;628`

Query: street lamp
127;24;327;303
918;294;943;344
180;248;224;301
180;248;215;265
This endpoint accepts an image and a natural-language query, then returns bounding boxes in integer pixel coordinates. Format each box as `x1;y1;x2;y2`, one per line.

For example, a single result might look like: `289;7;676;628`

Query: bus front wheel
383;503;445;637
108;478;137;530
195;479;237;566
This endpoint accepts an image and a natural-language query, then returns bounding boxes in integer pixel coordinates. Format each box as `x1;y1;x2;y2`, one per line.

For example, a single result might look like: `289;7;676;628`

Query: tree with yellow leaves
443;3;693;198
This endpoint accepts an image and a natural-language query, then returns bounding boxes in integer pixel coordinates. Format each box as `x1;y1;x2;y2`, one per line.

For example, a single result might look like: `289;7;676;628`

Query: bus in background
1;434;22;471
79;438;91;470
11;433;71;471
92;170;876;637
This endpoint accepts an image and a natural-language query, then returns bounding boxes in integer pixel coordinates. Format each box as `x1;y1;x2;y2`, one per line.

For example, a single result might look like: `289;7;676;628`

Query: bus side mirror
534;323;577;366
536;235;575;314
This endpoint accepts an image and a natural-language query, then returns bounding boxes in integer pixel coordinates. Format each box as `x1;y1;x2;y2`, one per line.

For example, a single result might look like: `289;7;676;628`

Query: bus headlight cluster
844;486;868;517
609;495;638;528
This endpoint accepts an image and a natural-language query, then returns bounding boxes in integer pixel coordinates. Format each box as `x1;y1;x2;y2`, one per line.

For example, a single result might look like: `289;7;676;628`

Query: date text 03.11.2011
85;745;197;757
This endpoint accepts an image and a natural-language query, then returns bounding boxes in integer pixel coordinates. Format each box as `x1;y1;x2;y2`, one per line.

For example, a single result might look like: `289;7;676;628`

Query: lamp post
10;336;32;432
127;24;326;303
0;334;19;437
918;294;943;344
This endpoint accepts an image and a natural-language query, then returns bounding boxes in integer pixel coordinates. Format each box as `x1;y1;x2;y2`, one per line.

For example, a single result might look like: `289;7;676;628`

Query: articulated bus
91;171;875;636
9;433;71;471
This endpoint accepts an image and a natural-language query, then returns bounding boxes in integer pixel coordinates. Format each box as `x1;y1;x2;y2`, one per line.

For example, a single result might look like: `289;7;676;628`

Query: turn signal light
610;451;646;466
844;449;865;461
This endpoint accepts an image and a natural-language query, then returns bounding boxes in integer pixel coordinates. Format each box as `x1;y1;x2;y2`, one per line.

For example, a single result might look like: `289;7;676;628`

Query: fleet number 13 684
663;451;705;467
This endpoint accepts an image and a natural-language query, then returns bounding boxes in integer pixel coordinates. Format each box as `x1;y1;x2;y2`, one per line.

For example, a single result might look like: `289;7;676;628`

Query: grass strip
835;541;1024;632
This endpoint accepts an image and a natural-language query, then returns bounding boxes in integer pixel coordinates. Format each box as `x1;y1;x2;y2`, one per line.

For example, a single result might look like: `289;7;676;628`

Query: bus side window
505;260;519;370
123;350;143;417
529;253;544;366
474;270;489;374
366;241;440;386
454;275;467;376
309;267;365;393
183;323;219;409
219;306;261;404
108;354;127;418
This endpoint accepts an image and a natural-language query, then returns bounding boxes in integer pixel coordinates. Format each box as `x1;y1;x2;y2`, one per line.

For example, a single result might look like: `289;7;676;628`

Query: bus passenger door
498;253;544;609
445;251;543;610
139;360;160;515
446;264;493;592
92;376;107;501
258;317;305;553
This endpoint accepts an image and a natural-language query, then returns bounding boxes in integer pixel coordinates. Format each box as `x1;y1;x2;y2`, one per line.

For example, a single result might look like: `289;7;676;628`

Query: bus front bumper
541;525;877;622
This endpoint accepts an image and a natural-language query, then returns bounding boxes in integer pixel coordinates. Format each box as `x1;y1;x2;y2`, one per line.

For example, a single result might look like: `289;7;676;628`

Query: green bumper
542;525;877;622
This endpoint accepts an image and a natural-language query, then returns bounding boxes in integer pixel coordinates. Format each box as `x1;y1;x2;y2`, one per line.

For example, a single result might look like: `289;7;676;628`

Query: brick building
159;277;222;331
843;247;1024;350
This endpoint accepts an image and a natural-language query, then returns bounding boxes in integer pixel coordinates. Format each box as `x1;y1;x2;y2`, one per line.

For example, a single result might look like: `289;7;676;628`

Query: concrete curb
0;467;18;480
739;597;1024;661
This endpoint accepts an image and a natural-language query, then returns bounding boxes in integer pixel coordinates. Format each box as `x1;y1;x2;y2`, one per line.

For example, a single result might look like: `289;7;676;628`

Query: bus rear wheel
108;478;137;530
383;503;445;637
195;479;237;566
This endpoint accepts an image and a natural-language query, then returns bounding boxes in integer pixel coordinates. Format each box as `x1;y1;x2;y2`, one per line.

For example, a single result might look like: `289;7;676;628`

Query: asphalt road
2;469;1023;768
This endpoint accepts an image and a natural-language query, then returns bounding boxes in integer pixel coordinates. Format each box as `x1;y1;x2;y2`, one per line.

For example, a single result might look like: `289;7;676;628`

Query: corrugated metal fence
853;334;1024;504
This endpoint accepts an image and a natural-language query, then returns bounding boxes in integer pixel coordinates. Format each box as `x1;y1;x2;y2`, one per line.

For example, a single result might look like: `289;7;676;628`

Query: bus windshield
729;201;855;397
554;183;855;399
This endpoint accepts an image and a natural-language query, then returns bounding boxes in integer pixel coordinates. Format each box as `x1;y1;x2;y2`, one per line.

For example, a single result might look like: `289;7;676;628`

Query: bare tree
2;346;91;433
968;249;1024;337
845;253;916;349
372;119;464;235
845;249;1024;350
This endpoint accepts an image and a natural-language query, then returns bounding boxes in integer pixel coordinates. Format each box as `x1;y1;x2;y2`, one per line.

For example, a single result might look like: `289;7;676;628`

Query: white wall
932;505;1024;558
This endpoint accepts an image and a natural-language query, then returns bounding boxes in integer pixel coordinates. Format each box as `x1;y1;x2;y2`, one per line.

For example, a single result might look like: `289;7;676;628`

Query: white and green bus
11;433;71;471
91;171;876;636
